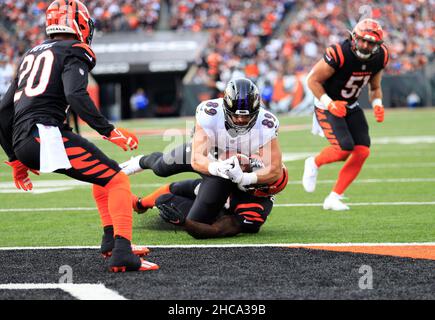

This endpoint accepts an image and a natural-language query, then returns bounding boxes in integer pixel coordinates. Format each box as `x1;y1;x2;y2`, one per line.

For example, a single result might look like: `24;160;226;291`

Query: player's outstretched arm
184;215;242;239
253;138;283;184
191;122;231;178
158;203;241;239
62;58;114;137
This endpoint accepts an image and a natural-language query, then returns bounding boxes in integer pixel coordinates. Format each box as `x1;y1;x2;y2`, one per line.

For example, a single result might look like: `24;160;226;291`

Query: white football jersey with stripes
195;98;279;156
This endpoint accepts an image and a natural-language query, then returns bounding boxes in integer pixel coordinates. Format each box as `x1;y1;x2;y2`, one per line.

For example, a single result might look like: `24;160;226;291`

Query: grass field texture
0;108;434;247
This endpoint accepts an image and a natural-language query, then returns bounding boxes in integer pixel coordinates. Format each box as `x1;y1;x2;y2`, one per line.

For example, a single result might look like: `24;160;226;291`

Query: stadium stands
0;0;433;106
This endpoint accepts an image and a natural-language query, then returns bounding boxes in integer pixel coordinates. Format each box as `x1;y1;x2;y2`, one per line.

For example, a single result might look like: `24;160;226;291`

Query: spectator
130;88;149;118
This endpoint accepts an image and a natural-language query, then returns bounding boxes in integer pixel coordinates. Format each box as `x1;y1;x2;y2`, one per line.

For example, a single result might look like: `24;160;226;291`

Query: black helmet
223;78;261;135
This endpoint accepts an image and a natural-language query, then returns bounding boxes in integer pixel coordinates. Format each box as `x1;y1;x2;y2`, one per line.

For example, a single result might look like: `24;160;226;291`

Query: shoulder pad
195;99;221;128
69;41;97;70
324;43;345;69
380;44;389;68
259;109;279;139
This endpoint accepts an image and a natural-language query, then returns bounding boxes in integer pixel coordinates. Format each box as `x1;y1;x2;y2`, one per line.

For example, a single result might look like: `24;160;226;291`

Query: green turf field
0;108;434;246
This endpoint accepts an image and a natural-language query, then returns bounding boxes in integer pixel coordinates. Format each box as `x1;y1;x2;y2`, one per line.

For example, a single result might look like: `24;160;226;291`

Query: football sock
315;146;351;168
92;184;113;227
333;145;370;195
140;183;171;208
106;172;133;241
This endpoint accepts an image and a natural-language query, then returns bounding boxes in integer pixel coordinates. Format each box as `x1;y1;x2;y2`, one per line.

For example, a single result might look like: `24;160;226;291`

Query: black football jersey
7;39;113;149
322;39;389;105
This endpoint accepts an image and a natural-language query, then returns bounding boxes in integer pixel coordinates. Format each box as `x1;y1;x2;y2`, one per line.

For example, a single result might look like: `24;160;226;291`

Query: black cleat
108;236;158;272
100;226;115;258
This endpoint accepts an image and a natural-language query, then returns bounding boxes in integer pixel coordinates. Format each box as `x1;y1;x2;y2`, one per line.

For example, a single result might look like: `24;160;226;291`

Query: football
218;151;263;172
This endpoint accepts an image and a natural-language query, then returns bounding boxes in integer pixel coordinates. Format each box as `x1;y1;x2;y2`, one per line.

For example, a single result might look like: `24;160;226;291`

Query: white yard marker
0;243;434;250
1;200;435;214
0;283;127;300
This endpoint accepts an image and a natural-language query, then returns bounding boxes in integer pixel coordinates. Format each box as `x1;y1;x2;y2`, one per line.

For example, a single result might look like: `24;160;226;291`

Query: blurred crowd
0;0;433;105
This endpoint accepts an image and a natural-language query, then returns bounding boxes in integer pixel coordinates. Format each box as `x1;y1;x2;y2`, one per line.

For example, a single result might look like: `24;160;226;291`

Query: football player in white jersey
121;78;287;237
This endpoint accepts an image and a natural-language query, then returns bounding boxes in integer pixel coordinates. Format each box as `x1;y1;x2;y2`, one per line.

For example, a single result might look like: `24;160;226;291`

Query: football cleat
132;194;151;214
119;155;145;176
100;226;150;258
323;192;350;211
102;244;150;259
302;156;318;193
110;258;159;273
108;236;158;272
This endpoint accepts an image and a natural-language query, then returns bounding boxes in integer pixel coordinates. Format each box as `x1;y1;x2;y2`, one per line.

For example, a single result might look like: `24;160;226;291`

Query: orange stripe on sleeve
381;45;389;67
72;43;96;60
238;211;262;218
235;203;264;212
334;44;345;68
326;47;337;63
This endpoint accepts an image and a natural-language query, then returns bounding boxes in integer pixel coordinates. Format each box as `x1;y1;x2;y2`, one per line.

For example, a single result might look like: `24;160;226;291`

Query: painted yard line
0;283;127;300
0;243;434;250
1;177;433;194
1;201;435;213
274;201;435;207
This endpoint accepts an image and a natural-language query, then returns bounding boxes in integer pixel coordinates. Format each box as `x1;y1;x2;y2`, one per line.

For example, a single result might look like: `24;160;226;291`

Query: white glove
225;156;244;183
208;161;232;179
225;156;259;187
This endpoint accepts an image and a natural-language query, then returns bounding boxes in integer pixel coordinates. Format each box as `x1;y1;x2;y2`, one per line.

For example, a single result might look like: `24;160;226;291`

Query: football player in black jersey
304;18;389;211
0;0;158;272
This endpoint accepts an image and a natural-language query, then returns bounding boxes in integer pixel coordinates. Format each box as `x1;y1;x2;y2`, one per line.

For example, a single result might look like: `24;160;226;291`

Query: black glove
157;204;186;226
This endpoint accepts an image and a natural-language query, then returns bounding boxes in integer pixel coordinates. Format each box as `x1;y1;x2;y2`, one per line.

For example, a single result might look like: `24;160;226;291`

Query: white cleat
119;155;145;176
323;192;350;211
302;156;318;193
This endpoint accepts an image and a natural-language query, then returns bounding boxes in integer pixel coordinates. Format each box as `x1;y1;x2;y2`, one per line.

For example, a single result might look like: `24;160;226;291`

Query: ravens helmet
223;78;261;135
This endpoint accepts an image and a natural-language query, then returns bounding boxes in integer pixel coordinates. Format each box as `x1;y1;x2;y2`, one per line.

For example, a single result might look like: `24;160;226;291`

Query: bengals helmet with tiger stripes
46;0;95;45
350;18;384;60
247;165;288;197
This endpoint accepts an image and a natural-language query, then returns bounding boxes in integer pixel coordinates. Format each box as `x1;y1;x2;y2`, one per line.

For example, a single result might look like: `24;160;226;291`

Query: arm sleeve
0;78;18;161
62;57;114;137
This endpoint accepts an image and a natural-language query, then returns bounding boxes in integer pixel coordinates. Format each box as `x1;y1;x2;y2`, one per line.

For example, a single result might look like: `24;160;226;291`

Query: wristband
241;172;258;186
372;98;383;108
320;94;333;108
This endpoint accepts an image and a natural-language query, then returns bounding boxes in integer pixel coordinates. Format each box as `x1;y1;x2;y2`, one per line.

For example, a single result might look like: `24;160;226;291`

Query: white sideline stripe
0;243;434;251
1;177;434;191
1;201;435;213
0;283;127;300
274;201;435;207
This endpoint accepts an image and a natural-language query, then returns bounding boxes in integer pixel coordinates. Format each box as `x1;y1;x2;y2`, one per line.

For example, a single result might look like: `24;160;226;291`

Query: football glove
104;128;138;151
158;204;186;226
373;105;384;122
5;160;39;191
225;156;258;186
327;100;347;118
208;160;232;179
